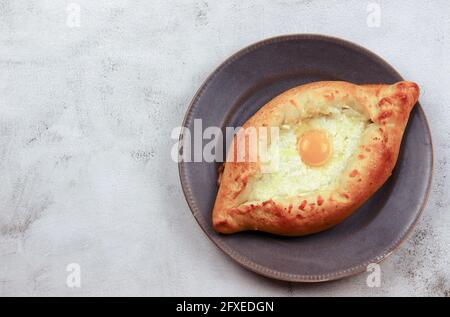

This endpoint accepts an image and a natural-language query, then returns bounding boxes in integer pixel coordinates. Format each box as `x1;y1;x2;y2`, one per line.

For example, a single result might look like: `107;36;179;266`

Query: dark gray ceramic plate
179;35;433;282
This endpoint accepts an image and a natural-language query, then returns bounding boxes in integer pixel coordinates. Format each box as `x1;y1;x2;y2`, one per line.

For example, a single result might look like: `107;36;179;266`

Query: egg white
249;109;368;201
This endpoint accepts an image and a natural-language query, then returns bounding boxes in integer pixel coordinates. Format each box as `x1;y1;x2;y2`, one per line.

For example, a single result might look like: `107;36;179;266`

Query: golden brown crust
212;81;420;236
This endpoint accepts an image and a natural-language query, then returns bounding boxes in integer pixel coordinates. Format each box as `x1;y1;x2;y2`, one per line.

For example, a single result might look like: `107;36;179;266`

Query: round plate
179;34;433;282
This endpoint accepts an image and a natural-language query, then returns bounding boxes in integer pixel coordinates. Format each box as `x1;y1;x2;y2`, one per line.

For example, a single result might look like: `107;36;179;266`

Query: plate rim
178;34;434;282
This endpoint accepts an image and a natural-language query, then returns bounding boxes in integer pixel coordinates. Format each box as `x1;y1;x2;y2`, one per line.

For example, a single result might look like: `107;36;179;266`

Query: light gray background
0;0;449;296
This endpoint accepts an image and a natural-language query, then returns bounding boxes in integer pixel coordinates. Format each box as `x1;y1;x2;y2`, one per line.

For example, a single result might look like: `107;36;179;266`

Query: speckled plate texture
179;34;433;282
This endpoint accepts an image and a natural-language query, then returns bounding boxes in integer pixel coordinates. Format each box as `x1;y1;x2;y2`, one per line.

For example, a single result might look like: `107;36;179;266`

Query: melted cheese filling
249;109;367;201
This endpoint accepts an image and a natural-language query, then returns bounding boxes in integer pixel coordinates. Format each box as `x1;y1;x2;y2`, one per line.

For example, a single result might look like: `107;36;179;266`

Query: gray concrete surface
0;0;449;296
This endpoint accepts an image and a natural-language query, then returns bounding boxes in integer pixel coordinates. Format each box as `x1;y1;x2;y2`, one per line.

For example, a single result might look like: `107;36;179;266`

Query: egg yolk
297;130;332;167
